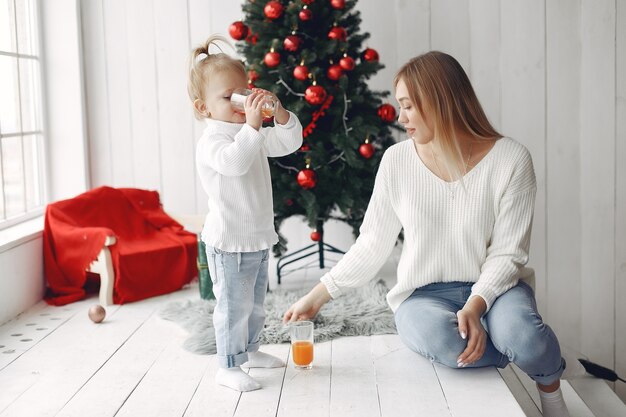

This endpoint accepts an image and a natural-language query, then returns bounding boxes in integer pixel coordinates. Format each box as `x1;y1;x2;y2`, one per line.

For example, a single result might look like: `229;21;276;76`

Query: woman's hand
456;296;488;367
283;282;332;324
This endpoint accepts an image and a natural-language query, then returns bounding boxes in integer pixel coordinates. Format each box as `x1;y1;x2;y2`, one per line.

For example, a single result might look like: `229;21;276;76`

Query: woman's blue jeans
394;281;564;385
205;245;269;368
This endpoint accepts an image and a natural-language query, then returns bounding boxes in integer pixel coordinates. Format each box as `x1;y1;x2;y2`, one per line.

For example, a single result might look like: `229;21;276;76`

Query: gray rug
159;279;397;354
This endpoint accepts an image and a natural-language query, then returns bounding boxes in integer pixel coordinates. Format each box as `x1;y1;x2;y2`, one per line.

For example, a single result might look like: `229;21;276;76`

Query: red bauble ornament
293;64;310;81
283;34;302;52
328;26;347;41
228;21;249;40
359;142;375;159
377;103;397;123
248;69;259;82
299;6;312;21
363;47;380;62
339;55;355;71
297;168;317;189
246;32;258;44
327;64;343;81
264;1;284;19
310;230;321;241
330;0;345;9
305;85;328;105
300;143;310;152
264;50;280;67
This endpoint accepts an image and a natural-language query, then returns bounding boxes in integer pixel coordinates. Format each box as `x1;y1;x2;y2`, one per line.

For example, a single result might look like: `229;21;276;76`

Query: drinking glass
230;88;276;118
290;320;314;369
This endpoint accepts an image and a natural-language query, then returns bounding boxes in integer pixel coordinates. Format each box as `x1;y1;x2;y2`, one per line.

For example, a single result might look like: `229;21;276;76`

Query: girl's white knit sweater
196;112;302;252
321;137;536;313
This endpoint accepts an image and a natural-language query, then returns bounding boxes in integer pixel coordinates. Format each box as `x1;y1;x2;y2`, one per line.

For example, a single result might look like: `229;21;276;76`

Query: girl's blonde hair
394;51;502;182
188;35;246;119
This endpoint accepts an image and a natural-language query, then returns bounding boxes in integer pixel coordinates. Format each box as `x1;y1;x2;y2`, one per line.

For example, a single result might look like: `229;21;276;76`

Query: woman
284;51;572;417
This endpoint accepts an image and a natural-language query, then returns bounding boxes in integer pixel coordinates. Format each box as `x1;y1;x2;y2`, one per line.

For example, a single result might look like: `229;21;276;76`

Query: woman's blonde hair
394;51;502;181
188;35;246;119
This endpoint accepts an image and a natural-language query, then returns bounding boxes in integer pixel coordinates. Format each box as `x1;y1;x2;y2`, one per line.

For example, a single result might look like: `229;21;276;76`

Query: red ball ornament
228;21;249;41
359;142;375;159
328;26;347;41
297;168;317;189
300;142;310;152
377;103;397;123
264;1;284;19
283;34;302;52
293;64;310;81
330;0;345;9
299;6;312;21
246;32;258;45
248;69;259;82
310;230;322;241
363;47;380;62
339;55;355;71
305;84;328;105
327;64;343;81
264;50;280;67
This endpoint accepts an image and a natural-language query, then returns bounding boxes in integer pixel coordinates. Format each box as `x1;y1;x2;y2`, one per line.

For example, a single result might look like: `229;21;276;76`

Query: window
0;0;45;230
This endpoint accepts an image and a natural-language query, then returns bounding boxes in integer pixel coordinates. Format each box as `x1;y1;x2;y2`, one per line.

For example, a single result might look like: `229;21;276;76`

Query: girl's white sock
243;351;285;368
538;387;571;417
215;367;261;392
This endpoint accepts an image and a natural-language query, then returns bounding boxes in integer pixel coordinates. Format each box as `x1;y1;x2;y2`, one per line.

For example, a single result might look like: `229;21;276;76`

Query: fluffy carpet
159;279;397;355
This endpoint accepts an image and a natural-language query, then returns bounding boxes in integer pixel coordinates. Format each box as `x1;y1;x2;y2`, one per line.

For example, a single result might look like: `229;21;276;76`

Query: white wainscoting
73;0;626;401
0;237;45;325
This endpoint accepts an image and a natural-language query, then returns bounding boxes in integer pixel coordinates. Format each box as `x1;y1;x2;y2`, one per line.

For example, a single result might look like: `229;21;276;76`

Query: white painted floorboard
2;280;623;417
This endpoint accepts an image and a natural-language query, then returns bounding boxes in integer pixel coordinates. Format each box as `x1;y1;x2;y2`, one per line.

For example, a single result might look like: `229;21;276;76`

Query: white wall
42;0;89;201
0;238;44;324
78;0;626;400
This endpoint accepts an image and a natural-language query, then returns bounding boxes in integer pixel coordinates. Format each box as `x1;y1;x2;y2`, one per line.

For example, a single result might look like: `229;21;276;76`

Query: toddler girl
188;35;303;392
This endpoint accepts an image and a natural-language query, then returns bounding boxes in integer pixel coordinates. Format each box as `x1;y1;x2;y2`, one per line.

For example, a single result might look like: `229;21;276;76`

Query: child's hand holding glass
231;88;289;128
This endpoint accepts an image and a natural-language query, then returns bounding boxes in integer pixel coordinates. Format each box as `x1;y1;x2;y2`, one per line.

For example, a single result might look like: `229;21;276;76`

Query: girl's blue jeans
205;245;269;368
394;281;565;386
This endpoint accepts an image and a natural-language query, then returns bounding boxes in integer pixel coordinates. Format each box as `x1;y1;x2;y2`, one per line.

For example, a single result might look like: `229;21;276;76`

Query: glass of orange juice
230;88;277;118
290;320;314;369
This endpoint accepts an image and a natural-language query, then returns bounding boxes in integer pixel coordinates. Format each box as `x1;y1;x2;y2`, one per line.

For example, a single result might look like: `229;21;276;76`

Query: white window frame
0;0;48;231
0;0;89;250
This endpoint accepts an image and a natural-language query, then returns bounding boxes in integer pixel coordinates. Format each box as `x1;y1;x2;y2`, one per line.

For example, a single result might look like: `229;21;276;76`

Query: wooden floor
1;274;624;416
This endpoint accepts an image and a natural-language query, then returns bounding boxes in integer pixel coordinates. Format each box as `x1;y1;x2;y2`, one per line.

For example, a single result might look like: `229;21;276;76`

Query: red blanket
44;186;197;305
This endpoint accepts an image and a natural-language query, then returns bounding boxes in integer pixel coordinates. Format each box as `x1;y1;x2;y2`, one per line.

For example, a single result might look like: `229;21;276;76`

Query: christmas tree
229;0;399;257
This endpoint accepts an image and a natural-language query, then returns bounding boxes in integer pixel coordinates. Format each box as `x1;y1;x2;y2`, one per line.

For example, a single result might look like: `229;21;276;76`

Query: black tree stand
276;220;345;284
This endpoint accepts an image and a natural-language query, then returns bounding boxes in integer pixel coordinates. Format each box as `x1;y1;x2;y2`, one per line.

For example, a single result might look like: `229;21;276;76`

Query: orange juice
233;104;274;118
292;341;314;366
230;88;276;117
261;106;275;118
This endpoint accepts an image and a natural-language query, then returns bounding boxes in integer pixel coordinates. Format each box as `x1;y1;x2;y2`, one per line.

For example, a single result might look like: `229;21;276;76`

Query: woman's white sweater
321;137;537;313
196;112;302;252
